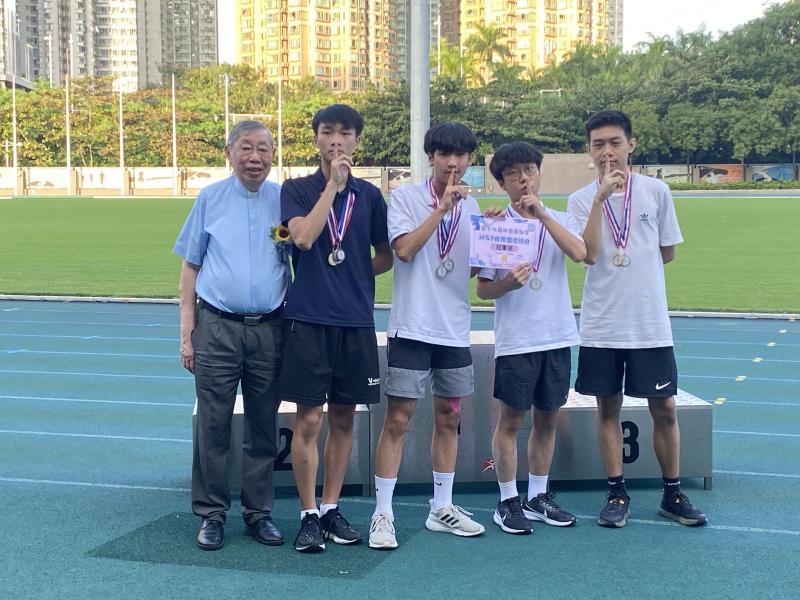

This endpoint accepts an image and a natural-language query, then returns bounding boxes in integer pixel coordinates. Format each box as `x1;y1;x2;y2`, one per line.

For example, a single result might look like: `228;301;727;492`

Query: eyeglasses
502;165;538;182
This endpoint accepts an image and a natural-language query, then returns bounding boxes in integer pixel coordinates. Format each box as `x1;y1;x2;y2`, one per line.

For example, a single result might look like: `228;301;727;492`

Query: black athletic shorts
493;347;571;412
279;320;381;406
575;346;678;399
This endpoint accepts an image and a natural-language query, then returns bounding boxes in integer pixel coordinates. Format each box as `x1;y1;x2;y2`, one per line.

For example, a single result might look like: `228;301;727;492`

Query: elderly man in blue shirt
174;120;290;551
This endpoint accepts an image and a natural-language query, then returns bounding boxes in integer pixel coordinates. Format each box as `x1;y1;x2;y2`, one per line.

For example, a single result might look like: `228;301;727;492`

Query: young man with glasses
477;142;586;534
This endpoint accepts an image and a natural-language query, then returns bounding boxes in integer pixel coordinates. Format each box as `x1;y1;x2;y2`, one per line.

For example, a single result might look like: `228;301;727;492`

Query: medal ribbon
598;173;633;250
507;205;546;273
427;177;462;260
326;190;356;248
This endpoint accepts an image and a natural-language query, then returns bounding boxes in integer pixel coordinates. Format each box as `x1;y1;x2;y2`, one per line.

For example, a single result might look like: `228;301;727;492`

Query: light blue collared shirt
173;175;289;314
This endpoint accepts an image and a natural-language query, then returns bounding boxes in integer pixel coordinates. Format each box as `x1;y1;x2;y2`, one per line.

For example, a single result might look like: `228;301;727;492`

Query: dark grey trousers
191;304;283;525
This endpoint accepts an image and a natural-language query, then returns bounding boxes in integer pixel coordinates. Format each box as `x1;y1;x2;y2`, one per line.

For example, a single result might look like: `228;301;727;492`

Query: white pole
277;77;283;184
66;34;73;195
224;73;230;171
46;34;53;86
11;14;19;194
172;73;178;195
409;0;430;184
437;13;441;77
119;85;125;195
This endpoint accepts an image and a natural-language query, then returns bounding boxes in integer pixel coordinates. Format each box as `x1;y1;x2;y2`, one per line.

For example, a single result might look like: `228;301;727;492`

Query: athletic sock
319;503;337;517
300;508;320;520
662;477;681;497
608;474;628;496
432;471;455;509
374;476;397;516
498;480;518;502
527;474;548;500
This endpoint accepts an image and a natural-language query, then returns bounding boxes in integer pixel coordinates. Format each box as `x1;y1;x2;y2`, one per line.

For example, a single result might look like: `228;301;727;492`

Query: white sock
300;508;320;520
528;474;548;500
432;471;455;509
319;503;337;517
498;480;518;502
374;476;397;516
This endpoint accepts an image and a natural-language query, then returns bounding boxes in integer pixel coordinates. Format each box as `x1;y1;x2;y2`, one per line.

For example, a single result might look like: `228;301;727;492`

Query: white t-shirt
387;181;480;347
567;174;683;349
479;207;581;358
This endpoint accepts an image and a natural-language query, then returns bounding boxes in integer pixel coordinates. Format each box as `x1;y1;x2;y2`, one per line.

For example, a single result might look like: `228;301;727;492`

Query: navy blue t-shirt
281;168;389;327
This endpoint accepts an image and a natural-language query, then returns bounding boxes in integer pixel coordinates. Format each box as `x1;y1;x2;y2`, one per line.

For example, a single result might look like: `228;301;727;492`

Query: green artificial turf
1;195;798;312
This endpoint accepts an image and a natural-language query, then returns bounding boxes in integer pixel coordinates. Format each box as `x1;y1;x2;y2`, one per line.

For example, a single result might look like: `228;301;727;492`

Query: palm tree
463;23;511;84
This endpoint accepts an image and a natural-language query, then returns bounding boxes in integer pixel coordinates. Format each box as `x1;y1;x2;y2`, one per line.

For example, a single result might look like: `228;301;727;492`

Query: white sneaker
425;500;485;537
368;512;398;549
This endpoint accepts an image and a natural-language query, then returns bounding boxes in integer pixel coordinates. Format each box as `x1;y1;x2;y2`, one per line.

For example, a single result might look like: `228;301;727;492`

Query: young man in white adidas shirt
477;142;586;535
567;110;707;529
368;123;493;549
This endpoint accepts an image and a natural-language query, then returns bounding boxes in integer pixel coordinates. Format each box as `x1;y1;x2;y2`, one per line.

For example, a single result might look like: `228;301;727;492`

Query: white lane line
340;498;800;536
715;470;800;479
0;319;176;327
0;476;189;493
0;368;191;380
723;400;800;407
2;349;175;358
682;374;800;383
0;333;175;341
0;394;192;408
714;429;800;438
0;429;191;443
677;355;800;364
677;340;800;348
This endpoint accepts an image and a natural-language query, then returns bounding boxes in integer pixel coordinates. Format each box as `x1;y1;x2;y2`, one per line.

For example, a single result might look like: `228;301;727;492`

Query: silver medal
621;254;631;267
435;264;448;279
443;257;455;272
328;246;346;266
529;277;543;290
611;252;625;267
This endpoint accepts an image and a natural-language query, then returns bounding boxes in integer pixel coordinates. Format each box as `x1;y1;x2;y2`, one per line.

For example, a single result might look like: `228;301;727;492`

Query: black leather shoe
247;516;285;546
197;518;224;550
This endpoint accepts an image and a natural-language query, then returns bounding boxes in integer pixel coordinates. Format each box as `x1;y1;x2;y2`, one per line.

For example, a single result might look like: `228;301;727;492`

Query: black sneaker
522;491;577;527
493;497;532;535
597;492;630;528
294;514;325;553
659;493;707;527
320;507;362;545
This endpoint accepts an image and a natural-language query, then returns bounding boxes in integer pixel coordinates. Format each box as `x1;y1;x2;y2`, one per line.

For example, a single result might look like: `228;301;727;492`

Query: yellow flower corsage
270;224;292;246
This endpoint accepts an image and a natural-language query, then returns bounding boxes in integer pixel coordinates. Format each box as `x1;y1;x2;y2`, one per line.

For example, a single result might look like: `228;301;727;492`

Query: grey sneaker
425;500;485;537
368;513;398;549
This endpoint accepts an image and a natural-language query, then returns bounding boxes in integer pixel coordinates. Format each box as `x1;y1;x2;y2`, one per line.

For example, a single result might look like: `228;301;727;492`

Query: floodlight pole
409;0;430;184
172;73;178;195
66;34;73;195
277;76;283;184
224;73;230;171
11;13;19;194
118;85;125;195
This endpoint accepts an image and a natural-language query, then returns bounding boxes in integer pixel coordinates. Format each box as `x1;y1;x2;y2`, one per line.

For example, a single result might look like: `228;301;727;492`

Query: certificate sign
469;215;537;269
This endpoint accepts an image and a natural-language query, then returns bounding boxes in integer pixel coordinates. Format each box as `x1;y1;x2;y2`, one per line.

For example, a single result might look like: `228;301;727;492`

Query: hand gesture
503;262;531;290
439;170;468;213
331;146;353;187
180;336;195;373
596;160;627;202
518;182;545;218
482;205;504;218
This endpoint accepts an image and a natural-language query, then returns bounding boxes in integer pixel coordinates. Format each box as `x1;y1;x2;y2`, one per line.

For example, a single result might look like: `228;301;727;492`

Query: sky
217;1;778;64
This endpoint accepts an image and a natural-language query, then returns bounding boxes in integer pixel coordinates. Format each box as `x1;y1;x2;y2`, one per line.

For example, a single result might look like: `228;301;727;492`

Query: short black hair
585;110;632;141
312;104;365;136
424;122;478;155
489;142;543;182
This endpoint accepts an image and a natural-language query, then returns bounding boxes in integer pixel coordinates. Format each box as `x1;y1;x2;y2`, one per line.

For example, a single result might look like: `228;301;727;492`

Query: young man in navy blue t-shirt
280;104;392;552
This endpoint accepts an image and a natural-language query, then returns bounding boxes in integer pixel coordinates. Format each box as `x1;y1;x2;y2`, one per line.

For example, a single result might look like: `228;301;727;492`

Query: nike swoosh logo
435;482;442;486
655;382;672;390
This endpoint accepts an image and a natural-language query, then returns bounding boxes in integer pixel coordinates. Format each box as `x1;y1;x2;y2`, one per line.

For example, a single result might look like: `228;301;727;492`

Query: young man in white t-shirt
477;142;586;534
368;123;488;549
567;110;707;528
